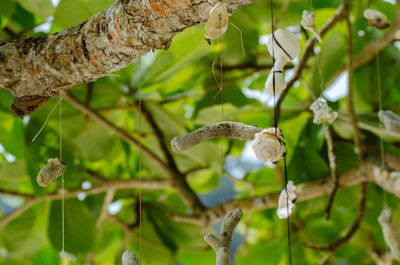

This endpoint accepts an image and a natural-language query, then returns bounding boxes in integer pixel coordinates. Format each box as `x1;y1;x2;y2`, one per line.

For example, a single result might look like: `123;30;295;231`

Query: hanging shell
395;30;400;40
122;250;139;265
378;110;400;134
265;70;286;95
309;97;337;124
378;207;400;261
277;181;297;219
301;10;322;42
364;9;390;29
251;127;286;163
266;29;300;62
36;158;67;187
204;2;229;41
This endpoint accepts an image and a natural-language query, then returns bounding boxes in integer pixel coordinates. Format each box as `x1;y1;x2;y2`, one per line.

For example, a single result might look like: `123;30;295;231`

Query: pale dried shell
364;9;390;29
122;250;139;265
251;128;286;163
301;10;322;42
309;97;337;124
36;158;67;187
265;70;286;95
266;29;300;62
378;110;400;134
277;181;297;219
378;207;400;261
204;2;229;40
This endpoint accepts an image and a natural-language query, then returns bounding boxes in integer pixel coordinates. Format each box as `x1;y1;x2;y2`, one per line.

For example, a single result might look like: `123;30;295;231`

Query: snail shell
309;97;337;124
378;207;400;261
204;2;229;40
266;29;300;62
251;127;286;163
378;110;400;134
122;250;139;265
36;158;67;187
364;9;390;29
277;180;297;219
301;10;322;42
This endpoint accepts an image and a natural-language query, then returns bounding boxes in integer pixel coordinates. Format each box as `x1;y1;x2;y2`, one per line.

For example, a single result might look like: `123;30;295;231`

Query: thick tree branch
0;0;253;115
170;122;262;152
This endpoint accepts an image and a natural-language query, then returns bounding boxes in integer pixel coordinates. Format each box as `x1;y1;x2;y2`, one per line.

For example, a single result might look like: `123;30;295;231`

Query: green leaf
48;198;96;254
17;0;54;19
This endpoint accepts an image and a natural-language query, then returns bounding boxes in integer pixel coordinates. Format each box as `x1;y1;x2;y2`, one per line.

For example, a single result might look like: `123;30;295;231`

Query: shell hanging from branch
378;110;400;134
36;158;67;187
301;10;322;42
364;9;390;29
251;127;286;163
122;250;139;265
277;181;297;219
204;2;229;43
264;29;300;95
309;97;337;124
378;207;400;261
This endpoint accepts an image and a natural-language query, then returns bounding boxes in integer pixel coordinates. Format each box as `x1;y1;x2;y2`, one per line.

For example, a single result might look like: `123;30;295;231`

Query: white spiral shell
277;181;297;219
122;250;139;265
309;97;337;124
301;10;322;42
378;110;400;134
265;70;286;95
36;158;67;187
251;128;286;163
204;2;229;40
266;29;300;62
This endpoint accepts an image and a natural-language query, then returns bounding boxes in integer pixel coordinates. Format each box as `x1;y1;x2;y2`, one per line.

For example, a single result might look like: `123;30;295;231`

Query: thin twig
324;124;339;220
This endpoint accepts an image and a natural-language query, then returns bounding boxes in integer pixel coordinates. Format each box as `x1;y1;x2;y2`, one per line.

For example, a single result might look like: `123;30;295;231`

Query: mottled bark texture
204;208;243;265
0;0;253;115
170;121;262;152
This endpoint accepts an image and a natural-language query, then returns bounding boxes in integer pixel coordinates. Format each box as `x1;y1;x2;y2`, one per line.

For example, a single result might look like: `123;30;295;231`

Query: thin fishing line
271;0;292;263
376;52;387;206
59;92;65;260
219;15;225;212
32;99;61;142
228;22;246;56
138;57;143;264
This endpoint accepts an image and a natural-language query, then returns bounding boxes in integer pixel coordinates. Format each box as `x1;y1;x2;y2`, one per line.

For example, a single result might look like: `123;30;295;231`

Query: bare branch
171;122;262;152
204;208;243;265
324;124;339;220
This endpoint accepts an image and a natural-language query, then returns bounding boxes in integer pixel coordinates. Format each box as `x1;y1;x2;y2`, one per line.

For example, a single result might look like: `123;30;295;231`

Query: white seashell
378;207;400;261
251;127;286;163
36;158;67;187
265;70;286;95
301;10;322;43
122;250;139;265
277;181;297;219
378;110;400;134
309;97;337;124
266;29;300;62
364;9;390;29
204;2;229;40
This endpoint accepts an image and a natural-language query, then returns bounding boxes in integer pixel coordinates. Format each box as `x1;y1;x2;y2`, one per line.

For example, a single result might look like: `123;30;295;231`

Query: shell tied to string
251;127;286;163
309;97;337;124
264;29;300;95
378;110;400;134
122;250;139;265
364;9;390;29
301;10;322;43
277;181;297;219
378;206;400;261
204;2;229;43
36;158;67;187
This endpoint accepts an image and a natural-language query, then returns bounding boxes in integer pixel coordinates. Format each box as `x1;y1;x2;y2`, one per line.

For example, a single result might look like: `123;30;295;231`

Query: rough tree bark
0;0;253;115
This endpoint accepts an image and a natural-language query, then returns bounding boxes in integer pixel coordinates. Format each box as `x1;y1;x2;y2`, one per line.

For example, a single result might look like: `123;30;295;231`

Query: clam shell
204;2;229;40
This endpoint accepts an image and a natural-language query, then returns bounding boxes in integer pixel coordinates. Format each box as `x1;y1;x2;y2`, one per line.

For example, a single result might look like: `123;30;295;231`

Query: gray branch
204;208;243;265
170;122;262;152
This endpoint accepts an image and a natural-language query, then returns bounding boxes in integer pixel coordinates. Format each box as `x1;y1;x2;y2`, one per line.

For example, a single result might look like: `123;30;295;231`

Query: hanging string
219;15;225;213
138;57;143;264
270;0;292;264
31;99;61;142
59;92;65;261
376;52;387;207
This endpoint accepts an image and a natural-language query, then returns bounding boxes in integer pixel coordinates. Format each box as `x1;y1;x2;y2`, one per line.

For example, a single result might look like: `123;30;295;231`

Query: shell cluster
251;127;286;163
36;158;67;187
378;110;400;134
301;10;322;42
309;97;337;124
204;2;229;42
364;9;390;29
264;29;300;95
277;181;297;219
